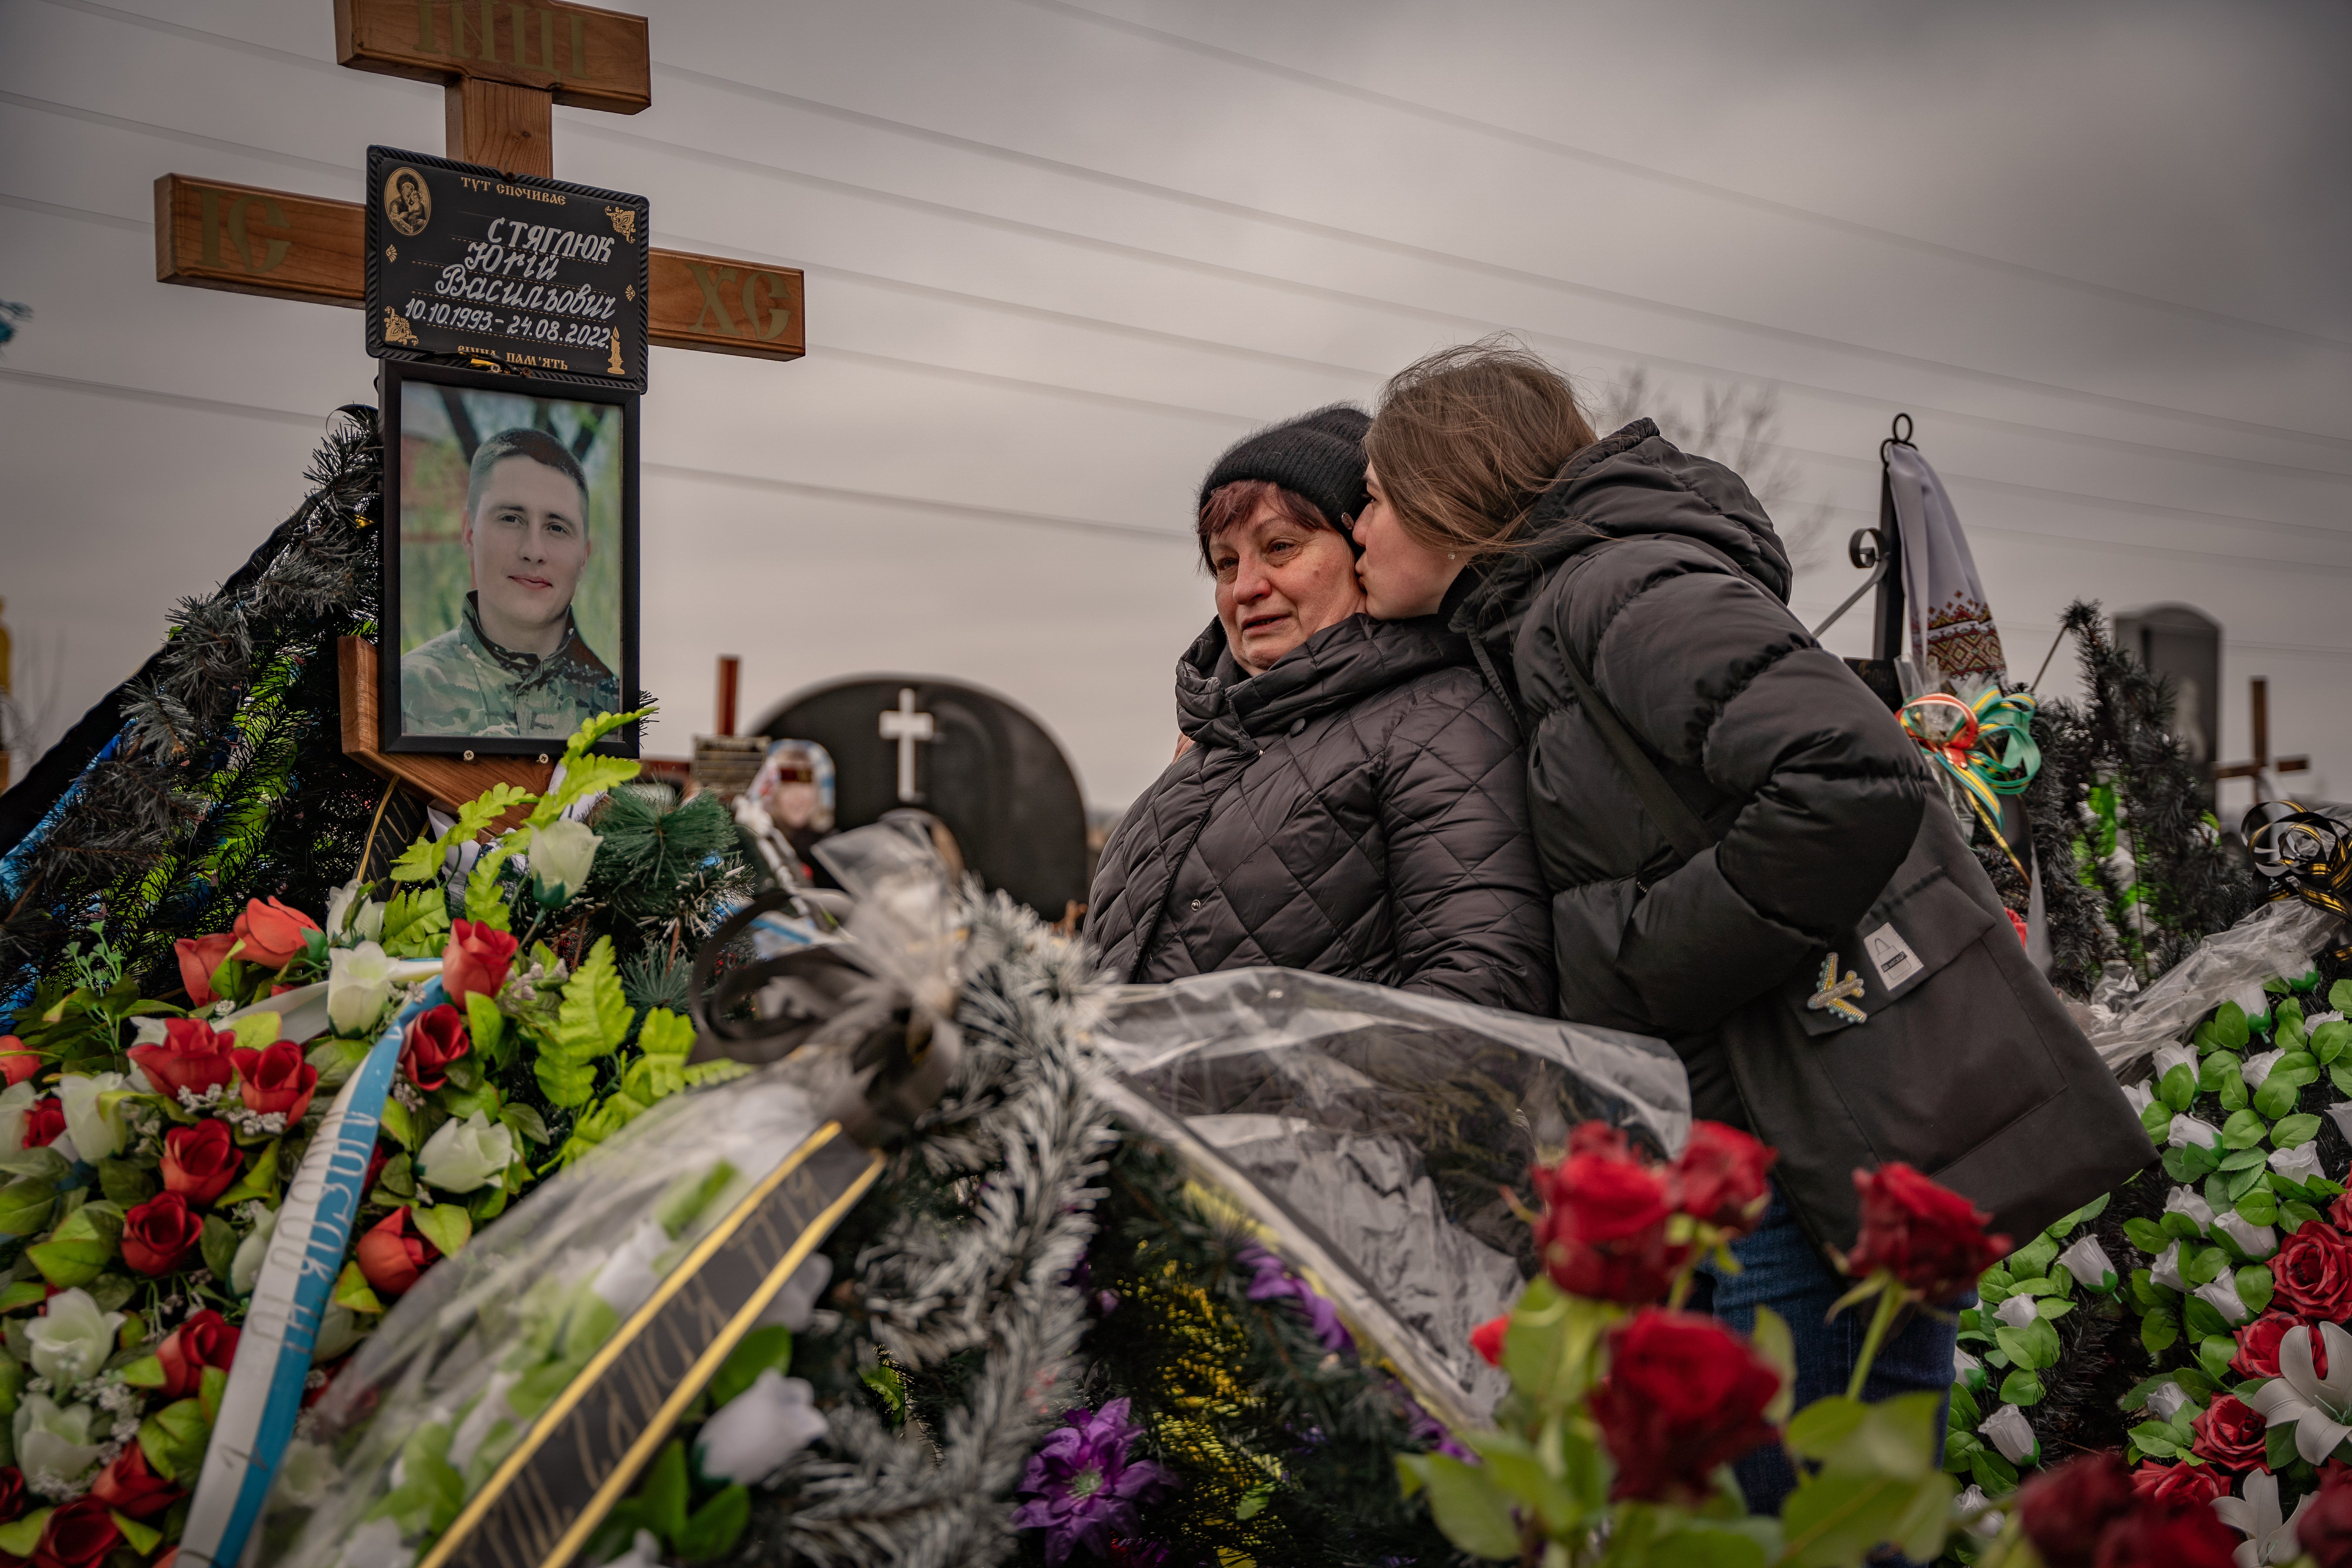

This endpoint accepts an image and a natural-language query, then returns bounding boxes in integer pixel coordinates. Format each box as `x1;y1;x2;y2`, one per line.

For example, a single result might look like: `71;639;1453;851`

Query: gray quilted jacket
1086;614;1554;1016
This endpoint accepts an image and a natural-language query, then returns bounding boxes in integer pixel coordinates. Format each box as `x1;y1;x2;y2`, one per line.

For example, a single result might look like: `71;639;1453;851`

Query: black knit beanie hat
1197;403;1371;534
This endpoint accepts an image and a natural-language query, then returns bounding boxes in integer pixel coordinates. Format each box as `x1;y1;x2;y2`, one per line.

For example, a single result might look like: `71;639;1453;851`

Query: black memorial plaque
365;146;649;391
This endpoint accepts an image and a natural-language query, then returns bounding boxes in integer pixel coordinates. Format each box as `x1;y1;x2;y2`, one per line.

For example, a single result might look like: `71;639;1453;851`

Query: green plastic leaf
465;991;507;1069
2199;1052;2243;1093
2267;1420;2301;1472
537;938;632;1108
334;1260;385;1315
379;887;453;960
632;1439;689;1543
2221;1109;2270;1150
1778;1470;1944;1568
2332;979;2352;1012
2214;1002;2251;1050
2239;1189;2281;1227
2122;1217;2168;1253
199;1213;238;1283
2141;1102;2175;1142
673;1485;749;1562
2184;1294;2229;1340
2159;1063;2198;1112
95;1158;156;1207
2284;1200;2323;1234
111;1511;161;1556
381;1097;419;1152
2313;1021;2351;1065
2001;1368;2045;1406
2142;1308;2180;1354
392;783;536;884
709;1325;794;1411
0;1179;56;1240
2237;1264;2278;1316
2256;1075;2301;1119
138;1397;208;1484
2274;1113;2323;1149
1753;1306;1797;1426
0;1512;51;1559
412;1202;472;1260
1409;1452;1521;1560
216;1139;280;1208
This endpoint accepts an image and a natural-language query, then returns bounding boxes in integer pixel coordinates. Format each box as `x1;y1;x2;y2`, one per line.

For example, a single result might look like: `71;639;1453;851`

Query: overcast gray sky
3;0;2348;811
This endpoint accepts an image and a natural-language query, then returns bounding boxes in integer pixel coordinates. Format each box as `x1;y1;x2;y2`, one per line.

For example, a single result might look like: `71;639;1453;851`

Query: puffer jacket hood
1086;612;1553;1016
1443;419;1791;706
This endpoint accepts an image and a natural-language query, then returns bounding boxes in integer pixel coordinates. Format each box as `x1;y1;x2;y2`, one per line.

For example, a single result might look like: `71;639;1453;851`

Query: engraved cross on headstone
878;687;935;804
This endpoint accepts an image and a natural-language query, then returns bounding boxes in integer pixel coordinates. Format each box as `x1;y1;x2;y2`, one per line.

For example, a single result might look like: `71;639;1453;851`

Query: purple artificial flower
1237;1244;1354;1355
1011;1398;1179;1566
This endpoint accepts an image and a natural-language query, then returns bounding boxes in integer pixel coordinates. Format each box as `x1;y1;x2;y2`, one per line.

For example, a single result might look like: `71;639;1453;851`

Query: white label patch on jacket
1863;923;1923;990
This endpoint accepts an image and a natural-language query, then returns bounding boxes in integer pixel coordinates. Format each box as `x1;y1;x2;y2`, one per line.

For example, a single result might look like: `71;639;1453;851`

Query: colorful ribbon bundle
1898;688;2042;880
2244;801;2352;958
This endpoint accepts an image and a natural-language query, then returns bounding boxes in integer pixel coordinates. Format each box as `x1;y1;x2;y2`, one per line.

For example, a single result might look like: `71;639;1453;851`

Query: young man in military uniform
402;427;622;740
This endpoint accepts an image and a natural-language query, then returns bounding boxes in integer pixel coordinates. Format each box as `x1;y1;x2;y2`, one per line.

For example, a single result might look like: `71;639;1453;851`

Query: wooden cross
2214;676;2310;807
879;688;935;804
154;0;804;364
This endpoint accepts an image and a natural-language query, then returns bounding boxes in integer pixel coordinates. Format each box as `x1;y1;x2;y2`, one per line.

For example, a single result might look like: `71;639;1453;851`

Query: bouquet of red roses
1400;1124;2016;1566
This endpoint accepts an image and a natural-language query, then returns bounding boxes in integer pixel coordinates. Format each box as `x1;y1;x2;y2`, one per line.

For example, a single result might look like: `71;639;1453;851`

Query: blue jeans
1684;1189;1960;1529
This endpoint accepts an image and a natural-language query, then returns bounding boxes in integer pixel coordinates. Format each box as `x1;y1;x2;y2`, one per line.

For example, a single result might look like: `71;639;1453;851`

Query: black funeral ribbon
2244;801;2352;957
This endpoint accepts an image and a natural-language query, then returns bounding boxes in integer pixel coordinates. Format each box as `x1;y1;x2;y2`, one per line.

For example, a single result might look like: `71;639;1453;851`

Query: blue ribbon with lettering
178;981;444;1568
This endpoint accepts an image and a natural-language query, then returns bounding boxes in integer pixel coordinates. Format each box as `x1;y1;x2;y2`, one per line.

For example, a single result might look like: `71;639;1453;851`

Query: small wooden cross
153;0;804;363
2213;677;2310;807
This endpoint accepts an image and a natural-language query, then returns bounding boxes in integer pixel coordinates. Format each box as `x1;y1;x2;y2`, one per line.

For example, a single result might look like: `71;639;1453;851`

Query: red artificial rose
20;1098;64;1150
233;896;319;972
88;1441;180;1520
442;919;519;1006
1843;1163;2012;1304
2274;1225;2352;1321
130;1017;240;1103
2301;1467;2352;1568
1531;1135;1687;1305
0;1466;24;1524
159;1120;243;1206
2233;1311;2329;1381
229;1039;318;1124
2189;1392;2268;1472
401;1004;471;1092
1470;1315;1508;1368
30;1497;120;1568
2328;1191;2352;1233
154;1309;240;1400
174;933;239;1008
2015;1450;2135;1568
1672;1121;1777;1236
2092;1498;2239;1568
356;1208;440;1297
120;1191;204;1277
0;1040;37;1088
2131;1460;2230;1508
1587;1308;1781;1504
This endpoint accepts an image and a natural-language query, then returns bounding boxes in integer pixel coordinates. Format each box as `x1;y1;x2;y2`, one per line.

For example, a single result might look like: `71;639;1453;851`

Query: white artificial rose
759;1255;833;1333
2056;1235;2119;1290
233;1205;280;1297
2167;1114;2221;1151
2194;1277;2251;1327
328;941;397;1037
1978;1402;2038;1464
592;1218;669;1311
2243;1049;2287;1090
0;1081;40;1158
2273;1141;2328;1185
2151;1041;2197;1083
1994;1295;2037;1331
529;818;602;908
26;1288;125;1388
13;1393;105;1483
598;1531;664;1568
326;878;362;939
694;1370;826;1487
418;1111;515;1195
55;1072;130;1162
129;1017;170;1049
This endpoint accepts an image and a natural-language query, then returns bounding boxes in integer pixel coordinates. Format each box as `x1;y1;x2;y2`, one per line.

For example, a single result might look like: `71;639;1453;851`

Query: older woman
1085;406;1552;1015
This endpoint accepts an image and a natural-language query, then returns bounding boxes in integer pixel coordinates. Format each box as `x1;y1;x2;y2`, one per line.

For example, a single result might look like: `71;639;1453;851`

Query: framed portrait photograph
379;360;639;756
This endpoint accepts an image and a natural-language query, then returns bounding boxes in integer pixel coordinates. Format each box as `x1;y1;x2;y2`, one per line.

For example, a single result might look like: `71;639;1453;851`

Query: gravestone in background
2113;604;2221;797
754;677;1089;919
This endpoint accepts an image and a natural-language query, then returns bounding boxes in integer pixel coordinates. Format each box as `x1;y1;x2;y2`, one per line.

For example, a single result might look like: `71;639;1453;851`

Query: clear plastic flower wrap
1091;967;1685;1428
2085;899;2338;1076
253;1064;835;1568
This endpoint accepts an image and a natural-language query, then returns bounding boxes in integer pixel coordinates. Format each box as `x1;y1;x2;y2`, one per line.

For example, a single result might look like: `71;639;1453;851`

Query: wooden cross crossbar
152;0;804;363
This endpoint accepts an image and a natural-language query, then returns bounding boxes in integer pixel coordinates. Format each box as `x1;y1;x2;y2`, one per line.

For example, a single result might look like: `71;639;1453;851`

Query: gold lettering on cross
740;270;792;341
688;262;740;336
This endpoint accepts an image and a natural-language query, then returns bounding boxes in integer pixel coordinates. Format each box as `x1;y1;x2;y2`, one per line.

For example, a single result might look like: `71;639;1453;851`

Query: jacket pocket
1782;831;2000;1040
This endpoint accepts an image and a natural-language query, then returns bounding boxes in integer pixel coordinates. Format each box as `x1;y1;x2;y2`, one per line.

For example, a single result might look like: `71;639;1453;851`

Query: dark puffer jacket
1087;614;1554;1017
1446;419;2150;1247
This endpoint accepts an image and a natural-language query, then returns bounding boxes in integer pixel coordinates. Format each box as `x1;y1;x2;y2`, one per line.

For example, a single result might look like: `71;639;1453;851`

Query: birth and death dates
402;298;612;349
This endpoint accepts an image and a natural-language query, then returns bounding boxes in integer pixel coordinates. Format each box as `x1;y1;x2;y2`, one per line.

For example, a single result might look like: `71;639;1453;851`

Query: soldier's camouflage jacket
401;593;620;741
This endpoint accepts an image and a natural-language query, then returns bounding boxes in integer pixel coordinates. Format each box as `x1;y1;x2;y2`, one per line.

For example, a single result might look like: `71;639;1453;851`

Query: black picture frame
378;359;640;759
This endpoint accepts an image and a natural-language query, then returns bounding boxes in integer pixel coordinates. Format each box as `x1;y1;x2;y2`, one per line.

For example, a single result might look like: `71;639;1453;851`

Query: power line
634;65;2352;452
1009;0;2352;358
